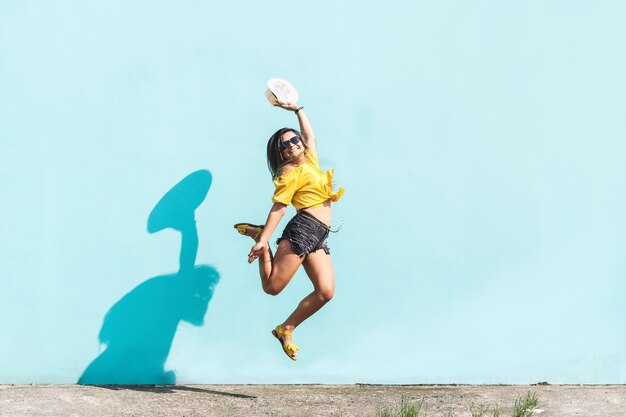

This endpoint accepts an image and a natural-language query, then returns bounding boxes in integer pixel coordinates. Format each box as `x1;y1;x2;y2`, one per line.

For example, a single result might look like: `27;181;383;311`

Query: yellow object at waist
272;151;345;211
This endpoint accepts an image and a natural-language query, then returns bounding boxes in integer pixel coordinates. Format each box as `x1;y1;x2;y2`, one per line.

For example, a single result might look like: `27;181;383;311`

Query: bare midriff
300;200;332;227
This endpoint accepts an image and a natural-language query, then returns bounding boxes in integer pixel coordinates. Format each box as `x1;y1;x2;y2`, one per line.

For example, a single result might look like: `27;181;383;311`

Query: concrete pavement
0;384;624;416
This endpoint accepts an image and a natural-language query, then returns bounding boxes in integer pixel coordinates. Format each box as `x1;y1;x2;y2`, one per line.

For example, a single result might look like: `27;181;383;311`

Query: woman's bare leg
280;249;335;346
240;225;302;294
257;239;303;295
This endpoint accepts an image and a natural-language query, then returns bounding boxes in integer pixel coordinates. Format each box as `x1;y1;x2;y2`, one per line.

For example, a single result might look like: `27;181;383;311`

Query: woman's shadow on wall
78;170;219;385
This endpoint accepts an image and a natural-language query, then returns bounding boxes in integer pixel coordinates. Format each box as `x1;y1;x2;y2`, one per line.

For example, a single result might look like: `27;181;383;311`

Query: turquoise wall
1;1;625;384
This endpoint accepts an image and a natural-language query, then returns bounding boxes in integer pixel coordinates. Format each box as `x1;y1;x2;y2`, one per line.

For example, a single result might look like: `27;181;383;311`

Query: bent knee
317;287;335;303
263;284;282;296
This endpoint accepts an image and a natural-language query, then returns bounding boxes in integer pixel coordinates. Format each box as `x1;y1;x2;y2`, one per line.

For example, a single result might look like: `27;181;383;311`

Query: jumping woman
234;101;344;360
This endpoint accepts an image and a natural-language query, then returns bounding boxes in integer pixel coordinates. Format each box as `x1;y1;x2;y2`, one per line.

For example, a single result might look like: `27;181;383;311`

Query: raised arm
275;102;317;155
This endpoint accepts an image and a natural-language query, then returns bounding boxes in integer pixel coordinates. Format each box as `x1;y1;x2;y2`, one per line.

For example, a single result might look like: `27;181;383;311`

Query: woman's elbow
271;202;287;213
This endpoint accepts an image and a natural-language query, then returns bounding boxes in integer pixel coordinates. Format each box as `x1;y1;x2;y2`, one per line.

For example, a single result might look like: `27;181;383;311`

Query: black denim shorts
276;211;331;258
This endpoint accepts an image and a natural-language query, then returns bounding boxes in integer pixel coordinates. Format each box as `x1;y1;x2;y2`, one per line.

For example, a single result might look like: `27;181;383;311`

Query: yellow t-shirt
272;151;345;211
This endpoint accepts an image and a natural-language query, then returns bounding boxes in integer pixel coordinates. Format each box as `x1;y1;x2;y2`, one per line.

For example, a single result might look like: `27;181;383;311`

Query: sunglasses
280;135;301;151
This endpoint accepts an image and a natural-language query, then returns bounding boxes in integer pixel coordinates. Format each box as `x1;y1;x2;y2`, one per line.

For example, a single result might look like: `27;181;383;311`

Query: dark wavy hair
266;127;308;178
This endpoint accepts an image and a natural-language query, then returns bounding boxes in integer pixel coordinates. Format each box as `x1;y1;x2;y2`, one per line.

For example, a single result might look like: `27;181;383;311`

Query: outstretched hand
274;102;300;112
